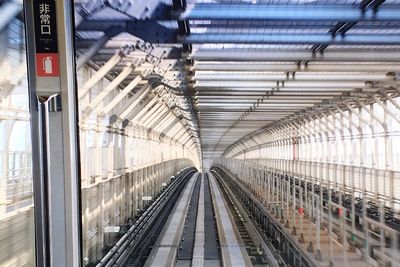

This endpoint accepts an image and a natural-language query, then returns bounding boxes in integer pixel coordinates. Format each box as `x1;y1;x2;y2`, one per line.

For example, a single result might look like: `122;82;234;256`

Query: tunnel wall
221;93;400;203
224;94;400;172
76;63;200;264
81;158;192;264
77;65;200;187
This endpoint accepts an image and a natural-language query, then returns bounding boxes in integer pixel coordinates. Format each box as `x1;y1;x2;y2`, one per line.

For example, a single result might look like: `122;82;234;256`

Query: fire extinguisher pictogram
43;56;53;74
36;53;59;77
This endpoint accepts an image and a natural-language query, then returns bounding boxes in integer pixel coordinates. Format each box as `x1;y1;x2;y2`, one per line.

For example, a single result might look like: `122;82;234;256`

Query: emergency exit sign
33;0;60;77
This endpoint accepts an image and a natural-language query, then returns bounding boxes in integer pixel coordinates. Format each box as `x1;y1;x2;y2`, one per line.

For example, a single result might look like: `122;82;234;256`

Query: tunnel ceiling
74;0;400;168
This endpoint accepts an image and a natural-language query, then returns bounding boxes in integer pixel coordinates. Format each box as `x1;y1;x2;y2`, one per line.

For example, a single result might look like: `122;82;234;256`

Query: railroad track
145;172;255;266
216;175;269;266
96;167;197;267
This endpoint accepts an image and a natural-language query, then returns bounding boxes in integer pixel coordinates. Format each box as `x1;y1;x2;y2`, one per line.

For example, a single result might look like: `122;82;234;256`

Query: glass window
0;2;35;266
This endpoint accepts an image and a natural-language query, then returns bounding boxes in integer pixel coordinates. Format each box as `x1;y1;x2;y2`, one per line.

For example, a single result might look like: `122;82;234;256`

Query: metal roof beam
129;98;159;123
79;26;400;47
182;33;400;45
79;19;400;31
194;73;388;81
78;51;127;99
100;76;144;116
0;0;22;31
83;63;133;117
106;0;172;20
118;85;152;121
360;0;386;10
160;119;179;136
192;63;400;72
76;20;127;31
150;111;173;131
195;80;366;88
178;4;400;21
126;21;177;43
190;49;400;62
74;0;105;27
76;27;123;69
139;103;165;125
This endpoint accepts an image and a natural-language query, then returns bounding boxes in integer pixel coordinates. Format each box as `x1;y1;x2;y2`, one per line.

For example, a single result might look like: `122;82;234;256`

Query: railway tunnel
1;0;400;266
